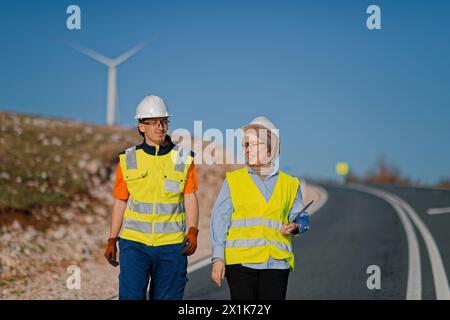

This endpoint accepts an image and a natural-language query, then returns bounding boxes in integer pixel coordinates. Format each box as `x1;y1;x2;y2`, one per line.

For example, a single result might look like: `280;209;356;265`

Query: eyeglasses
243;141;266;149
140;119;170;127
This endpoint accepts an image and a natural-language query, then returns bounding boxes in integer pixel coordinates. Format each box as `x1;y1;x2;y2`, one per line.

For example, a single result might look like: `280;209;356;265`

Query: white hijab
243;124;280;178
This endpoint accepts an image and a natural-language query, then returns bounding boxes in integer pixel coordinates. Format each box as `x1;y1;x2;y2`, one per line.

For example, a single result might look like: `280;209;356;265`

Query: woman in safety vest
210;116;310;300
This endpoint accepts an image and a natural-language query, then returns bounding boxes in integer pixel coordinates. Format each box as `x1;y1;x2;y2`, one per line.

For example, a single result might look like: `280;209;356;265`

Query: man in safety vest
104;95;199;300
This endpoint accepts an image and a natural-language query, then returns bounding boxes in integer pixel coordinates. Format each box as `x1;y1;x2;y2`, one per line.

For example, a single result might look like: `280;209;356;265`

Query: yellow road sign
336;162;349;176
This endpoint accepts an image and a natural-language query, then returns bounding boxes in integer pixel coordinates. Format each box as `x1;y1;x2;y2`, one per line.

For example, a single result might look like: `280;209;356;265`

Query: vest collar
246;166;279;181
138;135;175;156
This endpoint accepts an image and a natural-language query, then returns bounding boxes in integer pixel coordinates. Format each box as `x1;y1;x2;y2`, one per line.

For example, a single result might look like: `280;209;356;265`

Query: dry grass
347;157;423;187
435;179;450;189
0;111;141;214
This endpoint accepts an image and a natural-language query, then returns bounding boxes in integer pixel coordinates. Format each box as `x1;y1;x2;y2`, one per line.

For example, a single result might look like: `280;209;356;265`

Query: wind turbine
69;42;147;126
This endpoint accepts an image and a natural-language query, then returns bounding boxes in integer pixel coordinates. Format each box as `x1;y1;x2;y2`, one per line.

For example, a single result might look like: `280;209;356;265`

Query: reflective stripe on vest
230;217;283;230
123;218;186;234
226;238;293;253
126;199;185;215
124;217;153;234
154;221;186;234
173;145;190;172
125;146;137;170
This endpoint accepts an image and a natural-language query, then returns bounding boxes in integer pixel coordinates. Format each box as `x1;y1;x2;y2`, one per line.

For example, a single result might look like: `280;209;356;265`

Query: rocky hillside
0;111;237;299
0;112;139;213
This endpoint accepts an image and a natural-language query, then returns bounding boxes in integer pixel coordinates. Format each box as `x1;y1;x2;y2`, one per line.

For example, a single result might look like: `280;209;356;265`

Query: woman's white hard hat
242;116;279;139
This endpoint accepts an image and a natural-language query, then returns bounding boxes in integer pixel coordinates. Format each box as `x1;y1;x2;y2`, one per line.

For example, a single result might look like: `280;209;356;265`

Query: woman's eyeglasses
243;141;266;149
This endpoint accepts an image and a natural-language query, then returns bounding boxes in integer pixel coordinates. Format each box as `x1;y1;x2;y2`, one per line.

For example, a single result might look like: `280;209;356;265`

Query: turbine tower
70;42;146;126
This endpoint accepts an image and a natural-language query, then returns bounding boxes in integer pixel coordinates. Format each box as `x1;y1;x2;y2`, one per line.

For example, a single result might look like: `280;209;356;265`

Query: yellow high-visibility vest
224;167;299;270
118;143;193;246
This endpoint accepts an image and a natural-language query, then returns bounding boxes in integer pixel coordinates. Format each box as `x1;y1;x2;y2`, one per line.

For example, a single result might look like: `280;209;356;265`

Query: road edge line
347;184;422;300
388;191;450;300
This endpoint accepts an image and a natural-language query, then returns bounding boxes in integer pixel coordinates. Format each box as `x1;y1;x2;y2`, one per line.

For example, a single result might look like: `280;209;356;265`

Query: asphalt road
183;183;450;300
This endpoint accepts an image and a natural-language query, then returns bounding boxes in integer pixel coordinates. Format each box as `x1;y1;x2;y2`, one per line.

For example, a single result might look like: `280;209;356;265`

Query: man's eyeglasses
140;119;170;127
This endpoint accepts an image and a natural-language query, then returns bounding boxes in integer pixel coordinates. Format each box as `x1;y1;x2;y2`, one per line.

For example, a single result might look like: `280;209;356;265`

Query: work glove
104;237;119;267
181;227;199;256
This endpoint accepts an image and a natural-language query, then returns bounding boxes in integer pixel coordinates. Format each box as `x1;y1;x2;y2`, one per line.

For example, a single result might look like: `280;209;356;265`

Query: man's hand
104;237;119;267
181;227;199;256
280;223;300;236
211;259;226;287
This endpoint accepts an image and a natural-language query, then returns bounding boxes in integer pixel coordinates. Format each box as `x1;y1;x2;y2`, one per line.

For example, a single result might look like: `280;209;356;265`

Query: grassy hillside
0;111;141;214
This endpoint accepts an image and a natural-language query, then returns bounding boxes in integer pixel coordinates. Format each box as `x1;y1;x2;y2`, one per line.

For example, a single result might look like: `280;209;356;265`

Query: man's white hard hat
134;95;172;119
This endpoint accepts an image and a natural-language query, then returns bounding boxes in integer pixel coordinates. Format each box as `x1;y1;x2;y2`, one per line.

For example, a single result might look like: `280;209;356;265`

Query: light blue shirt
211;166;310;270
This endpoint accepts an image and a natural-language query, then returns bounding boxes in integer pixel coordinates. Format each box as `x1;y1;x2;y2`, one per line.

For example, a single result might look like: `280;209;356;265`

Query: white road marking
187;257;214;273
390;192;450;300
310;185;328;215
349;185;422;300
299;180;328;215
427;207;450;215
350;184;450;300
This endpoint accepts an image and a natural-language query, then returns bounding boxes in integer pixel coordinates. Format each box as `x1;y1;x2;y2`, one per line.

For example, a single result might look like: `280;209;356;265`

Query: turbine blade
68;42;113;66
112;42;147;66
112;32;160;66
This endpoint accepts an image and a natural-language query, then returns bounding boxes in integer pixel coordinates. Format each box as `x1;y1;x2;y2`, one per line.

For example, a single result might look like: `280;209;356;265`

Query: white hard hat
242;116;279;139
134;95;172;119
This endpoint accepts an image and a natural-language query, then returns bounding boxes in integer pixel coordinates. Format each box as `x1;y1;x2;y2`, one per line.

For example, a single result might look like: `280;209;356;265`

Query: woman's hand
280;222;300;235
211;259;226;287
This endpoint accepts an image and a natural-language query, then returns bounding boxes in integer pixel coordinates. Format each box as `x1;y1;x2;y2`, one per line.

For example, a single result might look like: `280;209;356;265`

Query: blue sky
0;0;449;184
